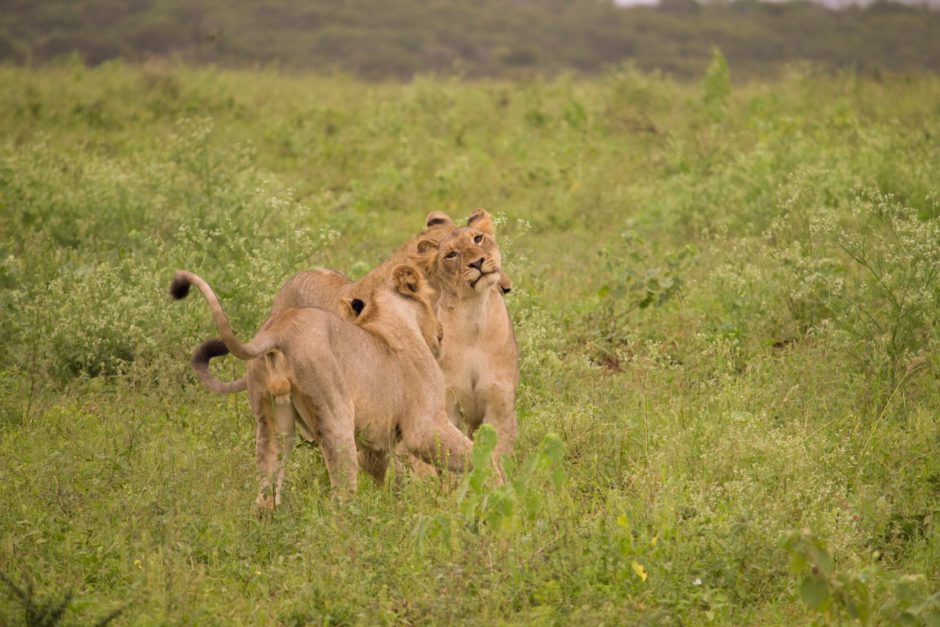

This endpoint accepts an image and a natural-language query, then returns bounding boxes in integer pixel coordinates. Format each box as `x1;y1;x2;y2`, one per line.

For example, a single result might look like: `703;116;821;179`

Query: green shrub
769;188;940;409
784;529;940;625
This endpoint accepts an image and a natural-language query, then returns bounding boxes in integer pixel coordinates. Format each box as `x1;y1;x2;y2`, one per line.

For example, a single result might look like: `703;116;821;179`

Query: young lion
171;266;472;507
413;210;519;459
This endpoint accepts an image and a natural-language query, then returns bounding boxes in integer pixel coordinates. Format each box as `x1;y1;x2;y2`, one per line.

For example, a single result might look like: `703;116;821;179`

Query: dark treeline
2;0;938;78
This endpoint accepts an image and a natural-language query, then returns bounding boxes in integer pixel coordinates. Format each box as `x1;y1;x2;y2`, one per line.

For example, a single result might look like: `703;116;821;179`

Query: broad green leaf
800;576;830;611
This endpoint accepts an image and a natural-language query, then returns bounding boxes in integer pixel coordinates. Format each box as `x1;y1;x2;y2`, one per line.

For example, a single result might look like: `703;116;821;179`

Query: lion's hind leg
251;353;299;510
253;388;278;510
263;350;298;507
294;392;358;495
264;350;292;405
271;398;296;508
254;395;298;510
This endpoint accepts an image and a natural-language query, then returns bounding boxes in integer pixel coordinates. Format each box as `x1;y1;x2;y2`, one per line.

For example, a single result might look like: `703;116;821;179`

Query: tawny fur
172;268;473;508
413;212;520;460
186;210;518;467
191;211;510;399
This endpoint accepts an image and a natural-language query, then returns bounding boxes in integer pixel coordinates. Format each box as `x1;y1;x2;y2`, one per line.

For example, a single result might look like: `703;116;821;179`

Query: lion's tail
191;338;248;394
170;270;276;361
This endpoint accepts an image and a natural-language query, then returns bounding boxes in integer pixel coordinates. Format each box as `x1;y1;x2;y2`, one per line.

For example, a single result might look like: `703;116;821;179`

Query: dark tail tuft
170;273;191;300
193;338;229;368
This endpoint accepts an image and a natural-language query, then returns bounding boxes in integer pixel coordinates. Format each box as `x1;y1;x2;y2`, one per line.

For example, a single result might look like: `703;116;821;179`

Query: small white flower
693;578;703;586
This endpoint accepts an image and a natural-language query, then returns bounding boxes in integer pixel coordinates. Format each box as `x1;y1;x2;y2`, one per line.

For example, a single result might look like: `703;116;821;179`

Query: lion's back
271;269;352;316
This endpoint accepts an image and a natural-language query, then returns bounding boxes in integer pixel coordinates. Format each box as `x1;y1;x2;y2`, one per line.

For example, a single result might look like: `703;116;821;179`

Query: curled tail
191;338;248;394
170;270;277;361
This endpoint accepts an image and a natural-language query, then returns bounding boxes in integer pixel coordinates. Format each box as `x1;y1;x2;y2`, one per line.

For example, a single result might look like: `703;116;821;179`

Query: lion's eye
474;234;483;244
445;251;458;260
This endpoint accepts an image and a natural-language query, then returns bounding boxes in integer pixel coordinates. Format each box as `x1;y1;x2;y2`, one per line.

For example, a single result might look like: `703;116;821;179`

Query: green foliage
588;231;695;367
702;48;731;122
0;62;938;623
784;529;940;625
769;188;940;406
454;425;566;533
0;571;123;626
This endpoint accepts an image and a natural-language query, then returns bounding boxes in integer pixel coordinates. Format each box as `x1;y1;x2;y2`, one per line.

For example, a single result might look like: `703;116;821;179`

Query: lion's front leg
320;431;358;495
403;412;473;474
476;381;517;459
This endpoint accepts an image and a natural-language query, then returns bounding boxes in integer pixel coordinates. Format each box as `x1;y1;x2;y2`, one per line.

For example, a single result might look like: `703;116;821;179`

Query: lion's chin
470;270;499;290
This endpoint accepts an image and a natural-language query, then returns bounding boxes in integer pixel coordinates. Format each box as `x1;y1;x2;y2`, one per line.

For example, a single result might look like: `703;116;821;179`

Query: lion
188;209;518;468
412;209;519;459
191;210;510;395
170;266;472;507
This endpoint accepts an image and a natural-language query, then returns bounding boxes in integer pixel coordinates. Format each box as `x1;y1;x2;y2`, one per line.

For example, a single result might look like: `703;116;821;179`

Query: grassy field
0;57;938;624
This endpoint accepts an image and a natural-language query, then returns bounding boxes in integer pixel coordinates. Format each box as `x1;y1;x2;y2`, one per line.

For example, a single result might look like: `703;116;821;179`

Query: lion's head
341;263;442;356
413;209;504;297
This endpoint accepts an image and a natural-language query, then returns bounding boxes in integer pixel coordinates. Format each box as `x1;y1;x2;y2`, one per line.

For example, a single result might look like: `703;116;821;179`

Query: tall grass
0;58;938;624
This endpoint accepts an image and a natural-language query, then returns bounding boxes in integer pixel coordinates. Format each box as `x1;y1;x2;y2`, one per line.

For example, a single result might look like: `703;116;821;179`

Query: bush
769;188;940;409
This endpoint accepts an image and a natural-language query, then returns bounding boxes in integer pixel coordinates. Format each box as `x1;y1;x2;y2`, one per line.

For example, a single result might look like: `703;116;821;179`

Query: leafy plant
702;47;731;123
784;529;940;625
455;425;566;534
770;189;940;408
588;230;695;365
0;571;123;627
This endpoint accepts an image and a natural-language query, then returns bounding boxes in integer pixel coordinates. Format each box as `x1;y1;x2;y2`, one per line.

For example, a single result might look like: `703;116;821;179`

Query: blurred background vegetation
2;0;939;79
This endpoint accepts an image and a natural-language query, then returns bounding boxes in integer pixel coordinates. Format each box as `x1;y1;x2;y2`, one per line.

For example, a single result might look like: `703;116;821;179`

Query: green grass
0;58;938;624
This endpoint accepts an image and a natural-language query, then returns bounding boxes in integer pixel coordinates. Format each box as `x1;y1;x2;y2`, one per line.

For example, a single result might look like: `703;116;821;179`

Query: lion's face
434;227;503;295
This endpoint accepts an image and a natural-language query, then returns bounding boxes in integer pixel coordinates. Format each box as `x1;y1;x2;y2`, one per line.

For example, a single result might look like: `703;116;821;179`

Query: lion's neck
367;307;443;380
438;285;503;339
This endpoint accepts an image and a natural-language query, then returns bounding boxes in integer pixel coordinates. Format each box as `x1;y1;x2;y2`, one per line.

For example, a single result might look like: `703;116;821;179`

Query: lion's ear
466;208;494;236
342;296;369;321
425;211;455;229
415;238;438;255
392;264;426;297
409;238;439;271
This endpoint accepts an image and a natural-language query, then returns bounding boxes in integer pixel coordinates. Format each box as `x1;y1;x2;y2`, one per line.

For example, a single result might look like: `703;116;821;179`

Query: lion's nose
468;257;484;270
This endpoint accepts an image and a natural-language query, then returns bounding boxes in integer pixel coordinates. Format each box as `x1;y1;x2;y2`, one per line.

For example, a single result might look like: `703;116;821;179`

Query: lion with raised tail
171;266;472;507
